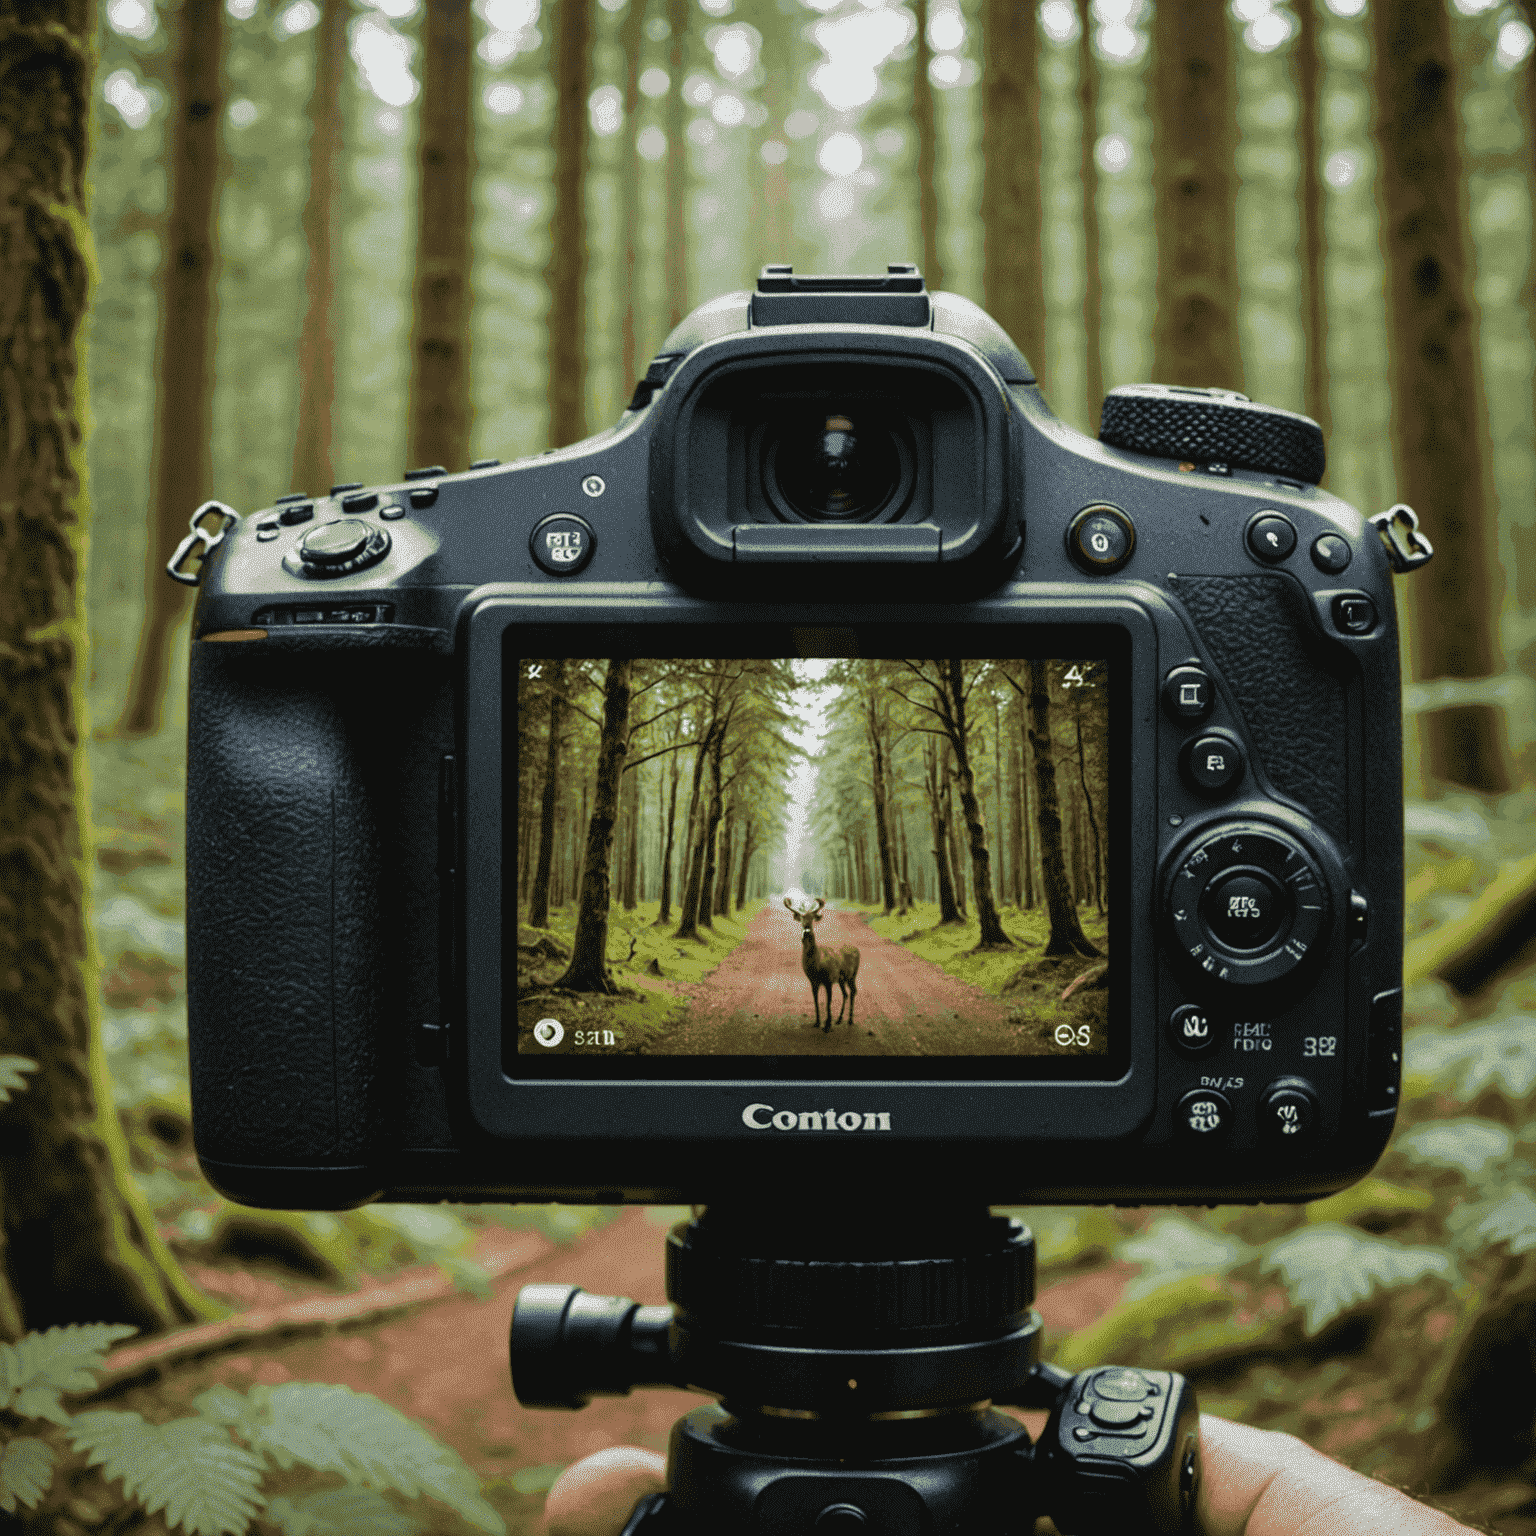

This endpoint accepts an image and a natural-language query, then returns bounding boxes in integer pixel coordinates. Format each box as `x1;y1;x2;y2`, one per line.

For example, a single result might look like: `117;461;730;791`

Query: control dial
1099;383;1325;484
281;518;391;580
1163;822;1331;987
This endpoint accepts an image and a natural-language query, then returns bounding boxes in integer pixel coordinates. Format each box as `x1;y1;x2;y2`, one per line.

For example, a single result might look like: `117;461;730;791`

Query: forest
1;0;1535;1530
514;657;1109;1055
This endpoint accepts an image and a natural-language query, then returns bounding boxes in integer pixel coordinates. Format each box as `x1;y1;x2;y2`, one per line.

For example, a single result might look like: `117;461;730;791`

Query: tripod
511;1204;1201;1536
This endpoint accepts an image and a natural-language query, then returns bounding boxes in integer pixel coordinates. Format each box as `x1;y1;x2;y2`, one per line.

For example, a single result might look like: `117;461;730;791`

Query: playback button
1259;1078;1319;1144
1168;1004;1222;1059
531;514;596;576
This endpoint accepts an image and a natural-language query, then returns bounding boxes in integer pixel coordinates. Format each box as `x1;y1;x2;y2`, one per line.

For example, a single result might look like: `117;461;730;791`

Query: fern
1404;1015;1536;1101
262;1487;425;1536
1445;1186;1536;1256
0;1436;56;1514
1395;1118;1514;1178
197;1381;505;1535
0;1321;139;1426
0;1056;38;1104
1116;1214;1254;1300
69;1410;266;1536
1262;1224;1456;1333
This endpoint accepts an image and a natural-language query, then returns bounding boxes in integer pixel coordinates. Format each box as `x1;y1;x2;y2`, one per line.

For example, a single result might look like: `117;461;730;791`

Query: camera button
531;513;596;575
1176;1088;1233;1140
1162;665;1213;722
1168;1004;1221;1059
1246;511;1297;562
1311;533;1352;573
1259;1078;1319;1143
278;502;314;526
1201;871;1287;950
299;519;371;564
1181;734;1244;794
1067;504;1135;573
1331;592;1378;635
1093;1369;1153;1402
1088;1398;1143;1428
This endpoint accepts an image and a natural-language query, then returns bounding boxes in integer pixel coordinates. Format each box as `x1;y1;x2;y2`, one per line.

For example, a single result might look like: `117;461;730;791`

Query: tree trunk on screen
674;735;712;940
1076;0;1105;431
981;0;1045;385
734;820;757;910
557;660;633;993
944;758;967;917
657;749;681;922
923;739;963;923
407;0;474;473
1074;692;1104;915
867;694;897;913
665;0;689;328
117;0;223;737
1371;0;1511;792
621;759;640;910
935;662;1011;947
547;0;591;447
914;0;943;288
1149;0;1243;390
290;0;347;498
528;659;566;929
0;3;222;1339
1022;663;1100;956
1292;0;1332;450
697;743;724;929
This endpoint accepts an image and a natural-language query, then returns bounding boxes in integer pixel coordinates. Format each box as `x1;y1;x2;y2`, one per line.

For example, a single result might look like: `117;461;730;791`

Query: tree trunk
924;739;962;923
117;0;223;736
0;2;222;1339
944;756;967;917
914;0;944;288
756;0;794;270
556;661;633;992
290;0;347;497
1149;0;1243;389
407;0;474;473
619;0;644;391
657;750;681;922
527;660;566;929
982;0;1046;389
735;821;757;911
665;0;689;329
716;805;735;918
1292;0;1331;451
1075;695;1105;916
1021;712;1037;909
621;758;640;911
674;735;712;940
1076;0;1105;432
1025;663;1101;956
546;0;592;447
1371;0;1511;792
697;743;724;929
867;696;897;913
1009;733;1025;907
940;661;1012;947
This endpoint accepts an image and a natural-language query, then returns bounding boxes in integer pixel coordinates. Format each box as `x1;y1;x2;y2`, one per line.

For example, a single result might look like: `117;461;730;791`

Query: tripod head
511;1205;1201;1536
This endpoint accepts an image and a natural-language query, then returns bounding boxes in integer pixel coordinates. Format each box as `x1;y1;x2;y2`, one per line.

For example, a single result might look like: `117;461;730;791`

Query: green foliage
1261;1226;1456;1335
69;1410;266;1536
0;1323;139;1428
0;1057;38;1105
0;1306;505;1535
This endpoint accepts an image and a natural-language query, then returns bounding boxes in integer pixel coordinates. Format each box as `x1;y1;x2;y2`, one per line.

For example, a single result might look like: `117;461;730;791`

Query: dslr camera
174;264;1430;1536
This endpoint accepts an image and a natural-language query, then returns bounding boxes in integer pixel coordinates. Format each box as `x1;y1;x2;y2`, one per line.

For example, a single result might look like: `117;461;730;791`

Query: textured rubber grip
1100;383;1326;484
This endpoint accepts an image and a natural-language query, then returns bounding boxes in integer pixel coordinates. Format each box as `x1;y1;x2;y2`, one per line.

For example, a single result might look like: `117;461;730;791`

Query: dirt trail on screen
645;902;1021;1055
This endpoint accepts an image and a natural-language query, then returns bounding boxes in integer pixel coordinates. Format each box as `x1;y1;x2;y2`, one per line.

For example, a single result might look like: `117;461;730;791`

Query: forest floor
74;1207;1129;1536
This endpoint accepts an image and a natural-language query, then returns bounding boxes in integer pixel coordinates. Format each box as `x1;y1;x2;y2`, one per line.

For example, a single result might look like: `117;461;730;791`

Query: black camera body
180;264;1411;1213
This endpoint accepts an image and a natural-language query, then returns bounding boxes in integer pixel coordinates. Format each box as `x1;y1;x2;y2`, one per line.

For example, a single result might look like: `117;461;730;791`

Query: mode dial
1163;822;1331;988
282;518;391;580
1099;384;1325;484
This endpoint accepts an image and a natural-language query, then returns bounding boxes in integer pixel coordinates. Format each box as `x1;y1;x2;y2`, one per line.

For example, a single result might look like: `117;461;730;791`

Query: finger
543;1447;668;1536
1197;1415;1474;1536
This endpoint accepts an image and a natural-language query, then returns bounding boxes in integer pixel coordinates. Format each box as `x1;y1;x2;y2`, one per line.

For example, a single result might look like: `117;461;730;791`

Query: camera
175;262;1426;1214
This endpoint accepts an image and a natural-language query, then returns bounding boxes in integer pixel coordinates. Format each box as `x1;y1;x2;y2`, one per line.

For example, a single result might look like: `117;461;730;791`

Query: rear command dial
1164;822;1331;987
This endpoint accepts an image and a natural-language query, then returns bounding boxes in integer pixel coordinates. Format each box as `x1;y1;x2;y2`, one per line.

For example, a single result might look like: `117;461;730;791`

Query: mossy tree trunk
1371;0;1512;793
290;0;347;498
407;0;473;473
1149;0;1244;390
0;1;222;1342
981;0;1045;386
117;0;223;737
546;0;591;448
556;660;634;994
914;0;943;289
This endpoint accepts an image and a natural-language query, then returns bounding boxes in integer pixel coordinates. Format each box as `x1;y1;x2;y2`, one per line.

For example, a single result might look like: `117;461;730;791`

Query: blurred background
2;0;1536;1530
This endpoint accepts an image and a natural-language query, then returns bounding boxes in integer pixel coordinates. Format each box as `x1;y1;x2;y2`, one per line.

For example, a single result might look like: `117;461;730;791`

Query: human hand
540;1417;1479;1536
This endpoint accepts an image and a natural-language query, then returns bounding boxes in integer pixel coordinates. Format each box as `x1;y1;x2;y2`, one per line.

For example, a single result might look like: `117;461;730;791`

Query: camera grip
186;641;387;1188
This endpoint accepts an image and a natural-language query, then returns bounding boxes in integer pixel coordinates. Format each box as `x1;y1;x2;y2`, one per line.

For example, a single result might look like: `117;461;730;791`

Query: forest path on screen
643;900;1017;1055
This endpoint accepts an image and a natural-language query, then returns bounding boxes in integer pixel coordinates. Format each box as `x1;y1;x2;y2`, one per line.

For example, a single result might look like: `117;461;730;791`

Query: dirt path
646;903;1018;1055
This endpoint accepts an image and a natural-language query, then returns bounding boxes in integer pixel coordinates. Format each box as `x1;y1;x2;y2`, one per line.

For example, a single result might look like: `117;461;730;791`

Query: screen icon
533;1018;564;1048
